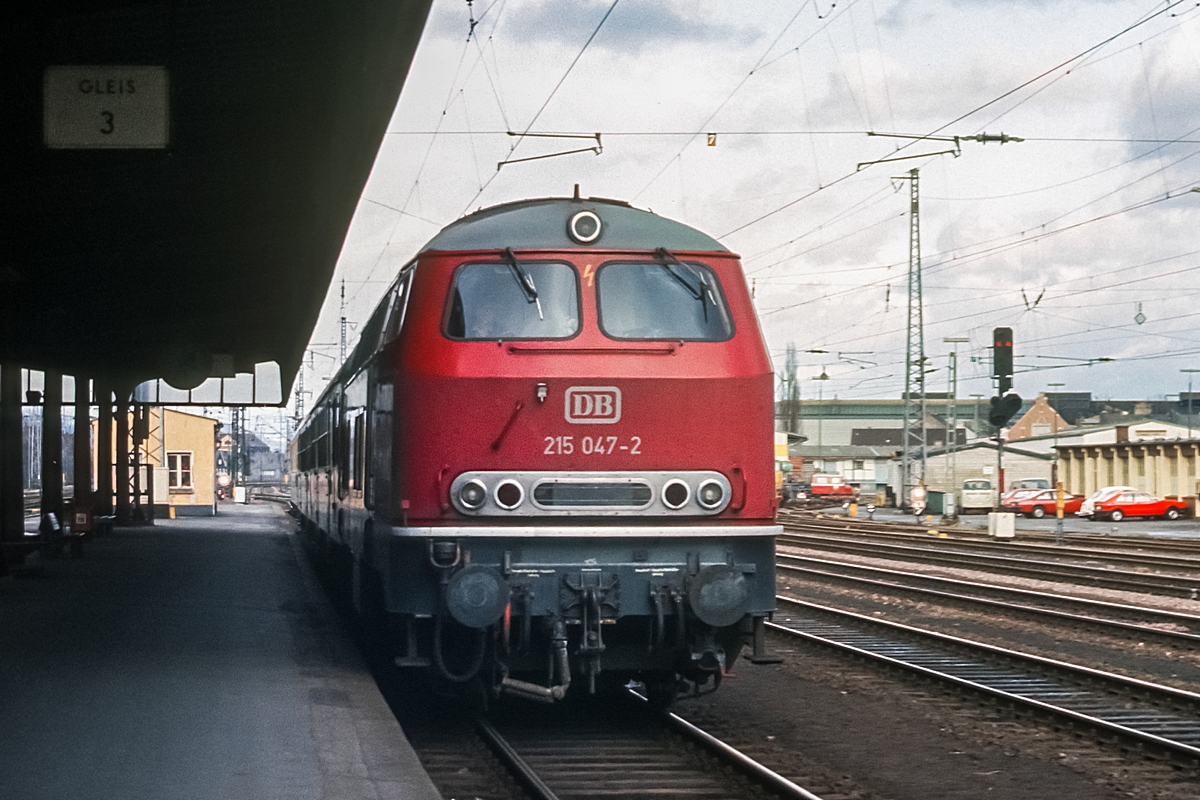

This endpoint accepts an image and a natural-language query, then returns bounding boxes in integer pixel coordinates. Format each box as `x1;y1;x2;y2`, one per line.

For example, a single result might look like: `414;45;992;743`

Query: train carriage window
445;261;579;340
383;267;414;343
350;412;366;491
597;262;734;341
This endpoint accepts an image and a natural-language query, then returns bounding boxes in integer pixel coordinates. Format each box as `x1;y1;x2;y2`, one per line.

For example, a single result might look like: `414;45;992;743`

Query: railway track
777;552;1200;646
22;485;74;515
771;595;1200;765
781;512;1200;568
404;691;824;800
777;527;1200;599
780;509;1200;556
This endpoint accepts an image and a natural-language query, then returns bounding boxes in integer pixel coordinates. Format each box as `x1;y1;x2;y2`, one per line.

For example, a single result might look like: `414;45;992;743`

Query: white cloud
298;0;1200;408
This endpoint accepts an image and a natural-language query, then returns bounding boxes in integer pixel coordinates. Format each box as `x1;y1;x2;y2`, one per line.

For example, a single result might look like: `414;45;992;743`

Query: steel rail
474;693;826;800
776;555;1200;644
777;531;1200;598
771;596;1200;763
474;715;561;800
780;519;1200;572
779;510;1200;555
630;690;824;800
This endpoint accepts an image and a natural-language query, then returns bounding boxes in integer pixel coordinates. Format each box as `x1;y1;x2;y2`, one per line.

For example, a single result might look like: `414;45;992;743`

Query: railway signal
993;327;1013;394
988;393;1022;429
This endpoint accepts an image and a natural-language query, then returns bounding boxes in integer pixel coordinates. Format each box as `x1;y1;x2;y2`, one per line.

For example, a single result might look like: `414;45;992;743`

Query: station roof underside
0;1;433;396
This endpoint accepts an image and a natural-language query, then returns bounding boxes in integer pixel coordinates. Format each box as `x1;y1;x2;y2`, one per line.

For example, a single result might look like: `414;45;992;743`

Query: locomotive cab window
445;261;580;340
597;261;733;341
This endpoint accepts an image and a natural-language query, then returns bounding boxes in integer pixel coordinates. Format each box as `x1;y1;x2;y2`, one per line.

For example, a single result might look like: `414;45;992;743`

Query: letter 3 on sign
564;386;621;424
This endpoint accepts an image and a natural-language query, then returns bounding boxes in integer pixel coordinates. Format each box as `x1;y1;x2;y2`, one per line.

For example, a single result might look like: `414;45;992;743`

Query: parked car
1009;489;1084;518
960;479;997;513
1087;490;1187;522
1076;486;1137;518
810;474;854;497
999;487;1047;509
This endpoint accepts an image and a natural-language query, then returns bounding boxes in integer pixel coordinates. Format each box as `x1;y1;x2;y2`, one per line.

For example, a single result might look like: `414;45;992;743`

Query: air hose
432;610;488;683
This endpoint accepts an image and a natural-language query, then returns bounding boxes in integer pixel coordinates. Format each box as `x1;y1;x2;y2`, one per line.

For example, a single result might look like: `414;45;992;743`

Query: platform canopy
0;1;433;398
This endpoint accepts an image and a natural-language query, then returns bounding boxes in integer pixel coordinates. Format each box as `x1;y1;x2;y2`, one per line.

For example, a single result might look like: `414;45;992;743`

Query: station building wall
1058;441;1200;499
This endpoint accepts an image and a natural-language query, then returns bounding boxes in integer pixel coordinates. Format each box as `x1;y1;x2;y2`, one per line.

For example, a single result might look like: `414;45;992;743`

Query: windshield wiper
503;247;543;320
655;247;713;322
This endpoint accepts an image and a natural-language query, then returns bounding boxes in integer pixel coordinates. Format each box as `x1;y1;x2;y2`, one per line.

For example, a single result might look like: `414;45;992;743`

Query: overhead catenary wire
718;0;1195;240
631;0;862;203
459;0;621;215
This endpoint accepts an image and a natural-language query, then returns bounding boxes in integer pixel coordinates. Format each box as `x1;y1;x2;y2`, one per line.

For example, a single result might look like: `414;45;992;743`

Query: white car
1076;486;1137;518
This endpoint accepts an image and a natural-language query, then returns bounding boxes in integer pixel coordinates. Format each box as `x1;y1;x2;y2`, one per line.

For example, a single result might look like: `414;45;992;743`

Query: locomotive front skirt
291;193;780;704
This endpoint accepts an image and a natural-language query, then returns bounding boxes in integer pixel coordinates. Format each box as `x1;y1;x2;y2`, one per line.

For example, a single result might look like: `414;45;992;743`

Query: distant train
290;191;779;706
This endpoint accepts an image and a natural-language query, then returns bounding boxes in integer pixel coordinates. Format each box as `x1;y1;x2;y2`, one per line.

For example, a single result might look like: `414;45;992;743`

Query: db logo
565;386;622;424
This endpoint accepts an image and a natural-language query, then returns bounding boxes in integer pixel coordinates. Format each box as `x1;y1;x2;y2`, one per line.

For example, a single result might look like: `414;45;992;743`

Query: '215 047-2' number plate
544;435;641;455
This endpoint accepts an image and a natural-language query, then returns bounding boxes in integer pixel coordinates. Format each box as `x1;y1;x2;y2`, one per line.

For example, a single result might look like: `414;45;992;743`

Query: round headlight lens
696;480;725;510
458;480;487;510
662;479;690;510
567;210;602;244
495;480;525;510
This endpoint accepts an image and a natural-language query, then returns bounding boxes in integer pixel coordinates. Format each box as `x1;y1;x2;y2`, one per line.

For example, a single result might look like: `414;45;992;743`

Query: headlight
696;479;725;510
494;479;525;510
661;479;690;510
458;479;487;511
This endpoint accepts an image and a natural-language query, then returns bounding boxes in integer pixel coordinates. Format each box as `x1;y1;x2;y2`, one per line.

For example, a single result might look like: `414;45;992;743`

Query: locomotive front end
384;198;778;703
293;195;779;706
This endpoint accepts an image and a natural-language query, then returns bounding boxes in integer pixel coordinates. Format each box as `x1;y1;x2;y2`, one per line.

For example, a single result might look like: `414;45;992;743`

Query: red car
1010;490;1084;519
1090;491;1187;522
999;488;1045;510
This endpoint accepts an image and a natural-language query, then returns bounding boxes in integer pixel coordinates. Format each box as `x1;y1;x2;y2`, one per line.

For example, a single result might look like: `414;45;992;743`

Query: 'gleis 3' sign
564;387;621;424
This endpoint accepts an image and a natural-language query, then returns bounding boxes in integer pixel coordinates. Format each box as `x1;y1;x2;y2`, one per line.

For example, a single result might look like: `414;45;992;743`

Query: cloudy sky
300;0;1200;412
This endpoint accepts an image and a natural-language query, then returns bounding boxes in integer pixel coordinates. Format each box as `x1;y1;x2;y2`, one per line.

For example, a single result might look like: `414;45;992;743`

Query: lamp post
1182;369;1200;439
813;368;830;473
943;337;969;520
1047;382;1066;541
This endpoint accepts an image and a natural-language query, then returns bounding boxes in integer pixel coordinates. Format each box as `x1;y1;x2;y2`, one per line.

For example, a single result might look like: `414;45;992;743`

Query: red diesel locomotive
291;193;779;705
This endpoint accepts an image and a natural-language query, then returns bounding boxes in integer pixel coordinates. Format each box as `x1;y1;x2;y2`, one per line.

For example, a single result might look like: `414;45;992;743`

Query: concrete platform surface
0;503;442;800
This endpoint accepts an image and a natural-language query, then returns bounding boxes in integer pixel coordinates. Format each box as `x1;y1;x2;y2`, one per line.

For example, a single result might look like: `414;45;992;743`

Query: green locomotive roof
421;196;729;253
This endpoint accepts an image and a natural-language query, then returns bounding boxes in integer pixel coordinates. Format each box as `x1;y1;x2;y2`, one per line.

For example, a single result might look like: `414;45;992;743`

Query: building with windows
94;407;219;516
1006;394;1071;441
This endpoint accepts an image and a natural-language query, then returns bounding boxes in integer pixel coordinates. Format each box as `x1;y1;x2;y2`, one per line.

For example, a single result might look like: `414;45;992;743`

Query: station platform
0;503;441;800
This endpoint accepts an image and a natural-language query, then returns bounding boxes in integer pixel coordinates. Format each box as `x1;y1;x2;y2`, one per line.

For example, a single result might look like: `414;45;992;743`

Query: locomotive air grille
449;471;732;517
532;481;653;508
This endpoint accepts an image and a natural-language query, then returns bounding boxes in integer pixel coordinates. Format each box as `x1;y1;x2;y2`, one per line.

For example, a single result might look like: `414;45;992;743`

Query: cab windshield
597;262;733;341
445;261;580;340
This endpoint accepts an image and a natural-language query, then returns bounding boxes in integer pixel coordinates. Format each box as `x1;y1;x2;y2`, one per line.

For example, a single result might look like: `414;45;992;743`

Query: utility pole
293;357;305;421
813;368;829;471
989;327;1021;498
1182;369;1200;439
944;337;969;520
971;394;984;438
782;343;799;434
339;279;348;365
861;133;1023;510
897;168;926;509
